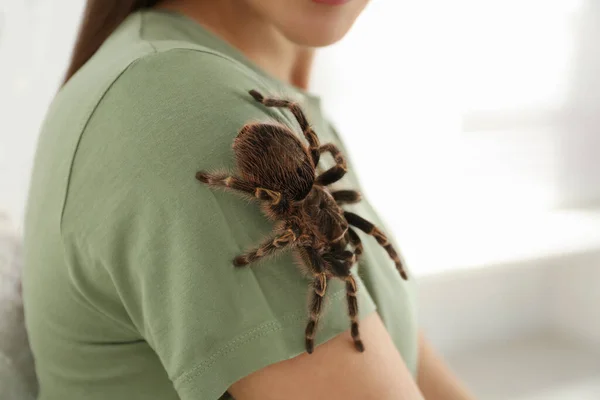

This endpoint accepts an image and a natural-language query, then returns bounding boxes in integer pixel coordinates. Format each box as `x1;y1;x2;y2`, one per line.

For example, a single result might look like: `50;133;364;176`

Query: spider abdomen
234;123;315;201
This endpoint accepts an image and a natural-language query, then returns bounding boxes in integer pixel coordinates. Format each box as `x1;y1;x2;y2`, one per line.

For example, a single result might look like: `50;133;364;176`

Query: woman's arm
417;333;476;400
229;313;425;400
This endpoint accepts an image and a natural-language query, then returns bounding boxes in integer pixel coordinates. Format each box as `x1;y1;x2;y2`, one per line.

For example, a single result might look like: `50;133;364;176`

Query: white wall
558;0;600;207
0;1;83;226
311;0;600;226
549;249;600;348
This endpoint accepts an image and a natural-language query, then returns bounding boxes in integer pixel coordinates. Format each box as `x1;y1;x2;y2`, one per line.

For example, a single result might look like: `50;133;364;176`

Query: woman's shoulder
76;45;277;142
49;11;301;167
54;44;297;241
59;39;277;142
46;16;303;240
68;45;292;178
54;10;284;145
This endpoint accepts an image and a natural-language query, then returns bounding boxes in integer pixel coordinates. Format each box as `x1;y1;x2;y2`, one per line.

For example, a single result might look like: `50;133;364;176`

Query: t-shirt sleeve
61;49;377;399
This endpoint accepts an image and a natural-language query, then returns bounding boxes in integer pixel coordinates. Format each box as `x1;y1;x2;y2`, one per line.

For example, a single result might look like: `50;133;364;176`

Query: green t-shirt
23;9;418;400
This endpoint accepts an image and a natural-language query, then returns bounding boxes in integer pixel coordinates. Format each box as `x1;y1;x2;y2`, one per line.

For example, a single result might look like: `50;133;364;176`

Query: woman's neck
157;0;314;89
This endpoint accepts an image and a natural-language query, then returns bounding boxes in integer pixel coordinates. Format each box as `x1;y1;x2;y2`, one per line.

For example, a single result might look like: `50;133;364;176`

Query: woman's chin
281;18;357;47
266;0;369;47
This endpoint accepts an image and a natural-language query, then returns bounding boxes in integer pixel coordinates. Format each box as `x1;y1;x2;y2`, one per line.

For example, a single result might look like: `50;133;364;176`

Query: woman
23;0;474;399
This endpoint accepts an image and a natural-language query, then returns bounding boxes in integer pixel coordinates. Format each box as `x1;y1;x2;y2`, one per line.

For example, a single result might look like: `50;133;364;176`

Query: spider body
234;122;315;208
301;186;349;244
196;90;408;354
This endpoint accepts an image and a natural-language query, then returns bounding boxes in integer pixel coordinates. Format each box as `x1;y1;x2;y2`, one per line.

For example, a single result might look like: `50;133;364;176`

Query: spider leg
298;246;329;354
233;229;297;267
254;188;282;204
305;273;328;354
345;227;364;256
319;143;346;168
344;211;408;280
249;90;321;166
345;275;365;352
196;171;254;193
320;252;364;352
315;143;348;186
332;190;362;205
324;249;356;270
196;171;282;205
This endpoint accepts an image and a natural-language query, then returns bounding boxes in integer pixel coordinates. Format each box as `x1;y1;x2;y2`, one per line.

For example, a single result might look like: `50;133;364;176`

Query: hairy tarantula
196;90;408;354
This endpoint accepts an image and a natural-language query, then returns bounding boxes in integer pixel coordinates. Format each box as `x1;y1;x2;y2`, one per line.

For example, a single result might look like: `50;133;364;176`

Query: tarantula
196;90;408;354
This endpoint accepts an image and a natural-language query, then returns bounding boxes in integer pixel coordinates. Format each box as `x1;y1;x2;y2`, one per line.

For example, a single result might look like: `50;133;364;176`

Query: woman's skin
230;314;425;400
158;0;368;88
157;1;476;398
418;333;476;399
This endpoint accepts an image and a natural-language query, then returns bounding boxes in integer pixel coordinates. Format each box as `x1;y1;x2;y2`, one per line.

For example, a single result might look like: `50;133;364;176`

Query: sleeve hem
173;284;377;399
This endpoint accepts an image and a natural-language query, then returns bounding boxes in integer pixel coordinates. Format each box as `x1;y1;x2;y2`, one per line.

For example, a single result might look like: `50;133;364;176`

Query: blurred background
1;0;599;399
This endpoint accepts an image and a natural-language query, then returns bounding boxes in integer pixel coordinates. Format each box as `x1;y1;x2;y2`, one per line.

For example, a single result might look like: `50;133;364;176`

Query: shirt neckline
145;8;322;106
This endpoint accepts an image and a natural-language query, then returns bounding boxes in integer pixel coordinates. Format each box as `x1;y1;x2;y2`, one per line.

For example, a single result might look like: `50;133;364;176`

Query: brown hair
63;0;160;84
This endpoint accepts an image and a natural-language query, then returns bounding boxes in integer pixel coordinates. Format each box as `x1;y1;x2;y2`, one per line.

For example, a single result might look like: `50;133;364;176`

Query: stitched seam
58;21;158;336
174;289;347;385
59;44;287;240
140;11;158;53
57;55;153;331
